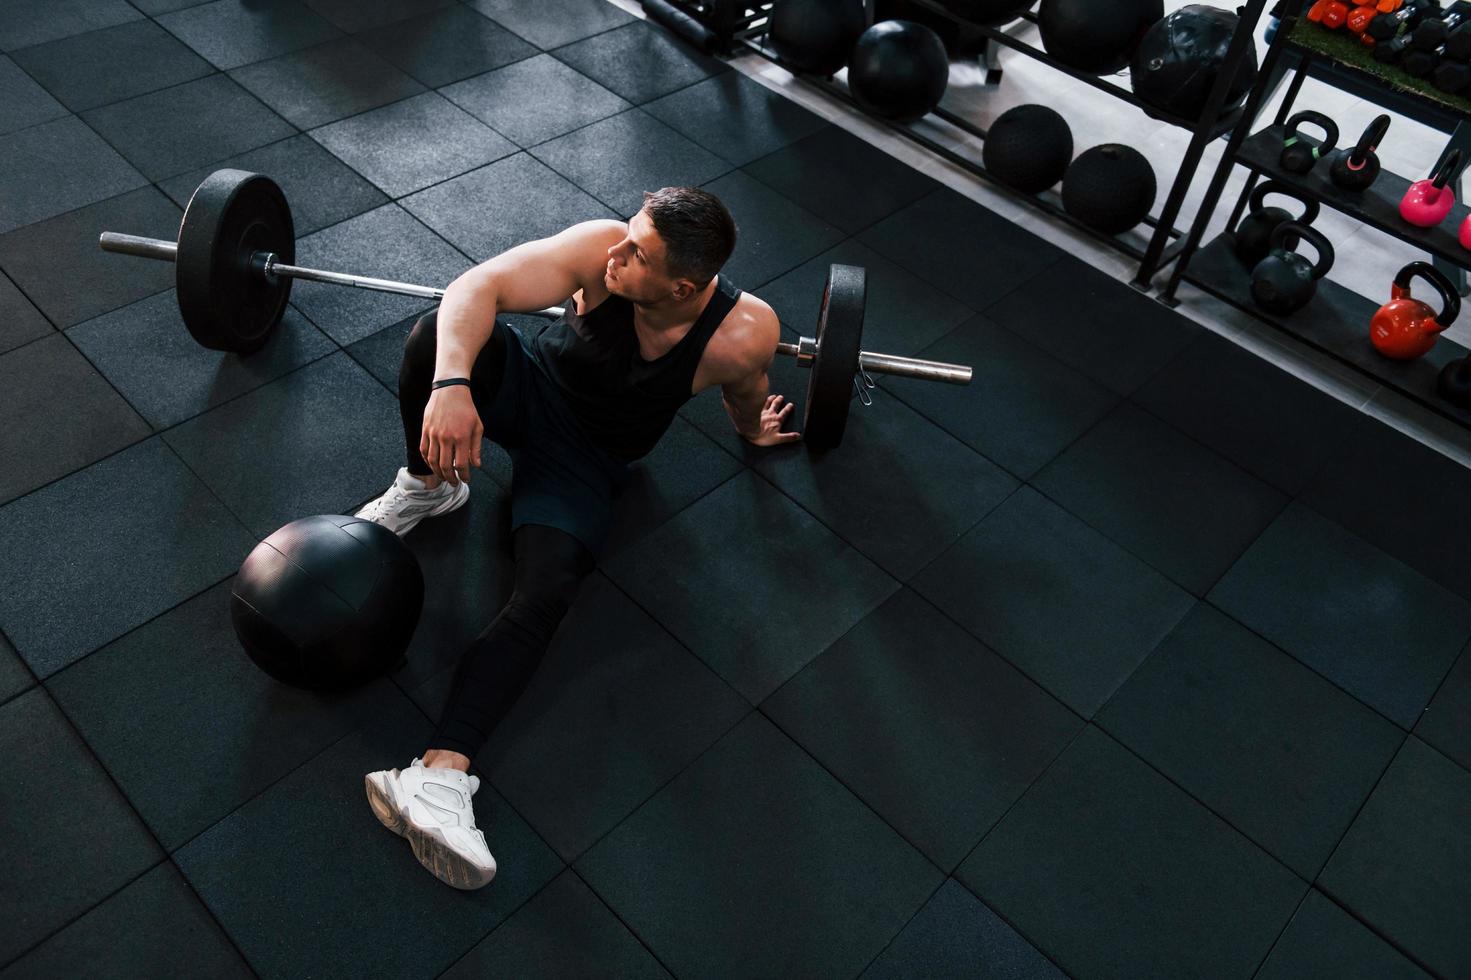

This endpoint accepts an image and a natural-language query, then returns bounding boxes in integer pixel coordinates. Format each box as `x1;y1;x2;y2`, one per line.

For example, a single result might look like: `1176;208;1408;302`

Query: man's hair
641;187;737;286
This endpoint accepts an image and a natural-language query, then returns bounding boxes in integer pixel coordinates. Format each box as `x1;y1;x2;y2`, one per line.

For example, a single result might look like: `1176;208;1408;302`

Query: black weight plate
803;263;865;451
176;169;294;355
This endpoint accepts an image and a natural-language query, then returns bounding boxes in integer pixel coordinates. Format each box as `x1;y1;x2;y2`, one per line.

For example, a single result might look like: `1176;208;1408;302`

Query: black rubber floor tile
1416;642;1471;775
0;185;180;329
154;0;341;71
644;72;828;167
0;55;66;134
0;633;32;707
470;0;636;50
442;53;630;148
0;332;151;508
531;109;732;218
744;125;939;236
302;0;454;33
173;692;564;980
81;74;296;182
1209;503;1471;729
958;726;1306;980
288;203;471;345
1033;403;1289;596
69;294;334;430
0;861;253;980
603;415;745;559
401;152;615;261
575;711;941;980
413;573;749;861
0;438;253;676
859;878;1066;980
1255;888;1432;980
700;169;845;290
757;385;1017;581
883;314;1117;480
0;0;140;52
10;19;212;113
911;488;1194;718
48;579;403;850
162;353;406;538
1318;737;1471;979
757;238;971;357
1302;414;1471;603
1097;604;1402;881
858;188;1066;311
987;255;1201;396
1131;330;1361;496
764;589;1080;871
310;90;517;197
157;133;388;237
0;272;50;356
603;470;898;704
229;36;425;130
357;4;535;88
0;688;162;965
0;116;147;234
442;868;671;979
133;0;219;13
552;20;724;104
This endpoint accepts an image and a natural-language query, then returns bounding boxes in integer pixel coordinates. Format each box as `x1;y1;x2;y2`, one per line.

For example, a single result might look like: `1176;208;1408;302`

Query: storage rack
1162;0;1471;432
650;0;1269;291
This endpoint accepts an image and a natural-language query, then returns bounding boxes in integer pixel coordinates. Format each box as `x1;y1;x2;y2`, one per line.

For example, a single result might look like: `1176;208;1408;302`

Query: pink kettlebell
1401;150;1461;228
1460;212;1471;250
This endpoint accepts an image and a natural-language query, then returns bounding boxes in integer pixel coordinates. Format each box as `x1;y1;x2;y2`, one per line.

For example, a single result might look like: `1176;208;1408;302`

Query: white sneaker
364;758;497;890
354;466;468;536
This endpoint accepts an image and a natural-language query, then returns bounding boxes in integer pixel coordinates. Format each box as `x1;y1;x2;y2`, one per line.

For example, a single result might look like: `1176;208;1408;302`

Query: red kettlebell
1370;261;1461;359
1400;149;1461;227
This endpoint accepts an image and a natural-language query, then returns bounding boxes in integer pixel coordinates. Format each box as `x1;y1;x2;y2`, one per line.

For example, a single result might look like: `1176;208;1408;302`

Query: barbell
98;169;972;450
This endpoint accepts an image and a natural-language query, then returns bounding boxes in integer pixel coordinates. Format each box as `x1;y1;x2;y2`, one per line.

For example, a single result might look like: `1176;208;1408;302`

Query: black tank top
528;276;740;462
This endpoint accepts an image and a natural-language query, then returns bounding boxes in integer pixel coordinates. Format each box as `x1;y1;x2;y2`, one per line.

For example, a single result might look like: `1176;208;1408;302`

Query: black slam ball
938;0;1035;26
769;0;867;76
848;21;950;123
1039;0;1163;74
1131;4;1259;120
983;104;1073;194
1062;144;1157;234
231;514;425;692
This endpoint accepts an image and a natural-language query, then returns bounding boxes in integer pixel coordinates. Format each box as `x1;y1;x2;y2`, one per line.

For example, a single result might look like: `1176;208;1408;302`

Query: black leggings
399;313;596;762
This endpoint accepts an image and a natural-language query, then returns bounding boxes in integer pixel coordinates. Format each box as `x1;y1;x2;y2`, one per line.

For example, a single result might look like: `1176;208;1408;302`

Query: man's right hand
421;386;484;485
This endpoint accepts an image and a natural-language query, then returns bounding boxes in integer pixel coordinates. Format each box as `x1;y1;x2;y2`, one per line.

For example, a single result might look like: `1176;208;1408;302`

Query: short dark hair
640;187;737;286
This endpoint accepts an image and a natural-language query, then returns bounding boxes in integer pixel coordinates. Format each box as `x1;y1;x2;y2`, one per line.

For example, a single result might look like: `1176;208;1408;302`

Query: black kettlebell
1280;110;1340;174
1235;181;1320;268
1251;222;1334;315
1328;114;1391;192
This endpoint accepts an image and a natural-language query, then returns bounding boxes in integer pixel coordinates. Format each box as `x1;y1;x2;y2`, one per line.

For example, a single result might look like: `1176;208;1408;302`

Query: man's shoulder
708;292;779;378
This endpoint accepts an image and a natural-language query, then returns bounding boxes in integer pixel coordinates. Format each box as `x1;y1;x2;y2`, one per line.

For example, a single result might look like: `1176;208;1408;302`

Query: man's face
604;209;690;303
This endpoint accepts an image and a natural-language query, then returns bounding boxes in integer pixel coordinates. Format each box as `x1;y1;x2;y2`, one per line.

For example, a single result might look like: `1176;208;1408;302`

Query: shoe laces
359;483;413;522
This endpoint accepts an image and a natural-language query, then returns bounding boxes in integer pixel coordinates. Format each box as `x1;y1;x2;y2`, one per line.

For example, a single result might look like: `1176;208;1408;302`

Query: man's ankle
413;471;441;490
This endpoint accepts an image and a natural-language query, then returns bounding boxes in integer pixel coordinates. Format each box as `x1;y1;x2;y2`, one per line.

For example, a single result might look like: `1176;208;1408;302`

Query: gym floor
1;1;1469;978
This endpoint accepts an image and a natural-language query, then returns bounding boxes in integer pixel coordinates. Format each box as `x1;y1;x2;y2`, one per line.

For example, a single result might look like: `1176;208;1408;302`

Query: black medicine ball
1131;4;1259;120
769;0;867;76
983;104;1073;194
1039;0;1163;75
848;20;950;123
938;0;1034;25
1063;144;1156;234
231;514;424;692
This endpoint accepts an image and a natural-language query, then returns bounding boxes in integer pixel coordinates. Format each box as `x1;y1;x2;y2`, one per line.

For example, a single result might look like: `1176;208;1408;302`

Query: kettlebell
1370;261;1461;360
1400;149;1461;227
1328;114;1391;191
1279;110;1340;174
1438;351;1471;408
1251;223;1334;315
1235;181;1320;268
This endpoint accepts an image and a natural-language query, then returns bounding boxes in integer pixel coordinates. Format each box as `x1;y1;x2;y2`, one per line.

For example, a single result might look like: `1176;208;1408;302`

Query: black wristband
431;377;471;391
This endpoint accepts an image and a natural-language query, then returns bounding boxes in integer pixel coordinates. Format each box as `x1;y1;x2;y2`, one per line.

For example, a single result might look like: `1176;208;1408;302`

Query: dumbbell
1369;0;1438;41
1413;5;1468;47
1433;57;1471;91
1403;42;1447;75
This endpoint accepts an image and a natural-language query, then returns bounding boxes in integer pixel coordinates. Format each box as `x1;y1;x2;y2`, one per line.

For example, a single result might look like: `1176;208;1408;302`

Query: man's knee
501;578;581;642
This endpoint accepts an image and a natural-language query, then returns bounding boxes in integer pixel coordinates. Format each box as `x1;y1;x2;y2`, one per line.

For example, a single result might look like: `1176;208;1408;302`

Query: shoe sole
364;772;496;890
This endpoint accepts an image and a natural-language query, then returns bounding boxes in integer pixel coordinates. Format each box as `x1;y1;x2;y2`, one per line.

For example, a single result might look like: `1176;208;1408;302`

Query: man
359;187;797;889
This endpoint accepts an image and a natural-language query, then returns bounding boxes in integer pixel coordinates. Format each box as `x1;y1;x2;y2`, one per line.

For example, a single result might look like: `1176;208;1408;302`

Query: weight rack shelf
1183;233;1471;430
1237;125;1471;271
